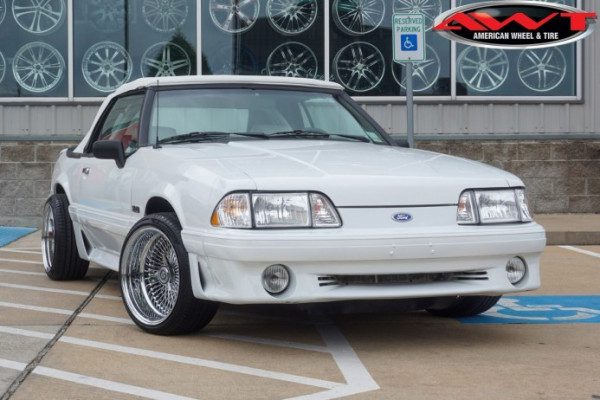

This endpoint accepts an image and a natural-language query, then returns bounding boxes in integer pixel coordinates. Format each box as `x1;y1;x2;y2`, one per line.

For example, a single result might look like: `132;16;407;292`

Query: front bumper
181;219;546;304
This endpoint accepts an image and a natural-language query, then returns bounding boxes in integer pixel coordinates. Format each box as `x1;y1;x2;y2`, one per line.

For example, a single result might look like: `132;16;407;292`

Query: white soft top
112;75;343;97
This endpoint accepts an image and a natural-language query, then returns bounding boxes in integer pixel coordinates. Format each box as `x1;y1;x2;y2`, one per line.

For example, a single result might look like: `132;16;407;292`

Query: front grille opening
318;270;489;287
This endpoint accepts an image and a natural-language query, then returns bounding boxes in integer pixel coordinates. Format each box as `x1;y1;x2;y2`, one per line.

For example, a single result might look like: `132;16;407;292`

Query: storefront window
0;0;68;97
201;0;325;79
329;0;451;97
73;0;197;97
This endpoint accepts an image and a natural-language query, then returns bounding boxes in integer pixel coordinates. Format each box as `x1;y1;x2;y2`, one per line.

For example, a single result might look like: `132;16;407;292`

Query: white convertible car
43;76;546;335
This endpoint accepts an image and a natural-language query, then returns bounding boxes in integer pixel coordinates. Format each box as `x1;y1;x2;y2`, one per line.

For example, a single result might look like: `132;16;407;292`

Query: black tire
119;212;218;335
426;295;501;318
42;194;89;281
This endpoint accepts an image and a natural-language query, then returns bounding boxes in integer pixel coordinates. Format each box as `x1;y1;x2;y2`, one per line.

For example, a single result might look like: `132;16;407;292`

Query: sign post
393;13;425;149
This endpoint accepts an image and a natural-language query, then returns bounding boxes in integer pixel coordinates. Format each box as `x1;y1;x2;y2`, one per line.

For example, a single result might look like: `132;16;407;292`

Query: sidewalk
536;214;600;245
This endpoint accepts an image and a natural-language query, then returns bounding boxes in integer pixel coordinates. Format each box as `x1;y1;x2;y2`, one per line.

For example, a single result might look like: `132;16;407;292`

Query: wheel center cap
157;267;170;284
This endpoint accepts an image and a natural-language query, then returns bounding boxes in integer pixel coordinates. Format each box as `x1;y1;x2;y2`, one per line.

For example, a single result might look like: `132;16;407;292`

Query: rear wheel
426;295;501;318
42;194;89;280
120;212;218;335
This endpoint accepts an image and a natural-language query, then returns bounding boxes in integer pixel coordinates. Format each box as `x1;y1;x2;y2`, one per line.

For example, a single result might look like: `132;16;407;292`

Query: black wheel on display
42;194;89;281
426;295;501;318
119;212;219;335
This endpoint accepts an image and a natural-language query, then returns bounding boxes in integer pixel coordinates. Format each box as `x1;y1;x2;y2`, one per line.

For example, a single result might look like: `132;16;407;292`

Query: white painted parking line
0;326;342;390
0;249;42;255
0;357;196;400
0;258;42;265
0;269;47;277
0;301;132;324
206;333;330;353
560;246;600;259
0;282;121;300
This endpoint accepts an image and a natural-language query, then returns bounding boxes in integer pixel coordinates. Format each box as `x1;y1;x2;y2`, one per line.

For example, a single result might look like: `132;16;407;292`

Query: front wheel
119;213;218;335
426;296;501;318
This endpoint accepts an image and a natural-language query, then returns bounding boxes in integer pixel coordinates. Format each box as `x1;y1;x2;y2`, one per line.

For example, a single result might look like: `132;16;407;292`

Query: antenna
154;78;161;149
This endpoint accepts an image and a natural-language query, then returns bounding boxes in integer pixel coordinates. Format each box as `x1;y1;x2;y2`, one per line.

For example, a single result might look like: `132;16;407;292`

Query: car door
74;93;146;257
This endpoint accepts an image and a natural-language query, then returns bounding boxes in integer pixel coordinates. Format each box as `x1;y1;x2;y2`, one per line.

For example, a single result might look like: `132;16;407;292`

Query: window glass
0;0;68;97
455;0;577;97
96;94;145;155
329;0;451;97
201;0;325;79
148;89;384;144
73;0;197;97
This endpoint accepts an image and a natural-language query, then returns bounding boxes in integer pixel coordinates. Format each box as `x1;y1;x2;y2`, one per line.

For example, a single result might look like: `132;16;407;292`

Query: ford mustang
42;76;546;335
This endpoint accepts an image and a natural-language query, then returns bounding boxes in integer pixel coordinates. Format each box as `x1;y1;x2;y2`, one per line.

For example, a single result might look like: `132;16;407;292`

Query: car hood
171;140;523;206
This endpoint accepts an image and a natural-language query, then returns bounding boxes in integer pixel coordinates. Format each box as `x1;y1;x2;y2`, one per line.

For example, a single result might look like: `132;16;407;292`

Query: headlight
212;192;341;229
457;189;532;225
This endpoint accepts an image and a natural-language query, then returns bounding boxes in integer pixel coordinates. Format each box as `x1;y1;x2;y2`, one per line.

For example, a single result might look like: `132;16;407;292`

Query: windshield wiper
267;130;371;143
158;131;268;145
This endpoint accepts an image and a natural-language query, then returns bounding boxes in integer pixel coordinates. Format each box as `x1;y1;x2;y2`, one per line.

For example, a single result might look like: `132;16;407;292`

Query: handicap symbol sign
401;34;418;51
459;296;600;325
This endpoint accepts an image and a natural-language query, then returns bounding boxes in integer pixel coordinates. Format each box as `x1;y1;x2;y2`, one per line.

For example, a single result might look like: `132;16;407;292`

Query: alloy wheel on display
0;0;6;25
332;0;385;36
12;0;65;34
141;42;191;77
82;41;132;93
392;44;440;92
13;42;65;93
267;42;318;79
458;46;509;93
518;48;567;92
88;0;125;33
267;0;318;35
209;0;260;34
393;0;442;31
333;41;385;93
121;227;181;326
143;0;188;32
0;51;5;83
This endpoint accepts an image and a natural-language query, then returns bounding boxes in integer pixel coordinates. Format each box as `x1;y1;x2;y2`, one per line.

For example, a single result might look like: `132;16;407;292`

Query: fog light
262;265;290;294
506;257;527;285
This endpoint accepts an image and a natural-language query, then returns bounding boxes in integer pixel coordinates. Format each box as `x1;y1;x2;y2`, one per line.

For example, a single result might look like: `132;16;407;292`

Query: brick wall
0;140;598;228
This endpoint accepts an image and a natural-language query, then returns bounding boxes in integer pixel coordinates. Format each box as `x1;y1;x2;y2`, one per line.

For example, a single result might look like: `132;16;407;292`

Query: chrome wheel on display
518;48;567;92
82;41;132;93
267;0;317;35
141;42;191;77
12;0;65;34
88;0;125;33
121;227;180;326
332;0;385;36
0;0;6;25
458;47;509;93
13;42;65;93
41;203;55;273
0;51;5;83
392;45;440;92
143;0;188;32
393;0;442;31
209;0;260;34
267;42;318;78
334;42;385;93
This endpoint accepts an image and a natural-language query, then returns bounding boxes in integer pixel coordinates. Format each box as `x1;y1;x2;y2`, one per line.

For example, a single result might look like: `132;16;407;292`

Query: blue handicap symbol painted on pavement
459;296;600;325
401;34;418;51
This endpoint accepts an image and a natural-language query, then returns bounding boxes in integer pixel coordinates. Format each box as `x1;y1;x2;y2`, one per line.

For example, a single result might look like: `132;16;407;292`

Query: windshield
148;88;386;144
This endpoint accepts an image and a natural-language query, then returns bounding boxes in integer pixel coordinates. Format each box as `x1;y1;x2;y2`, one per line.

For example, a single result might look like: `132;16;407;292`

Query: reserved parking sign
393;13;426;62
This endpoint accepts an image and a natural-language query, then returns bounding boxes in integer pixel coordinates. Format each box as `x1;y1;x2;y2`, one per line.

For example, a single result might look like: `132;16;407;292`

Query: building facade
0;0;598;227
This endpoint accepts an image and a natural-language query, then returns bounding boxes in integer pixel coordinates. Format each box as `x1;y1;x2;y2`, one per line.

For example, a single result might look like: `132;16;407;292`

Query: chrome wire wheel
393;0;442;31
13;42;65;93
458;46;509;93
333;0;385;36
12;0;65;34
267;0;317;35
334;41;385;93
41;203;55;273
267;42;318;78
518;48;567;92
209;0;260;34
121;227;180;326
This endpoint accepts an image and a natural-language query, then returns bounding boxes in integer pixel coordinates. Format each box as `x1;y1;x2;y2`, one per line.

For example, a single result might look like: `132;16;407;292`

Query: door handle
82;167;90;175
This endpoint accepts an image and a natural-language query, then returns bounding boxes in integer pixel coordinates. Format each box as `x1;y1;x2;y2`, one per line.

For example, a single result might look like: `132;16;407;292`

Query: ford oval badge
392;212;413;223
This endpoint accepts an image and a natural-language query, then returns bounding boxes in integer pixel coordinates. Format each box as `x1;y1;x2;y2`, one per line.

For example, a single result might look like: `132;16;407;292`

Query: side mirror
92;140;126;168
